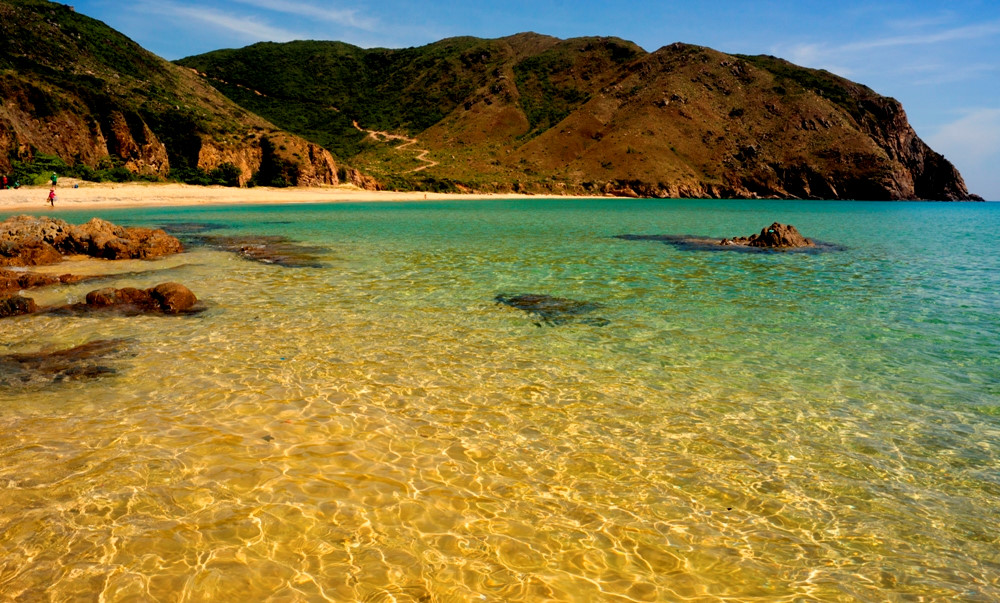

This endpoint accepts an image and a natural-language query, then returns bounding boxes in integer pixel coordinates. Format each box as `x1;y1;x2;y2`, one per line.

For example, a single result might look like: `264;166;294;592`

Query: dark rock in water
720;222;813;248
616;223;843;253
495;293;610;327
0;215;183;266
50;282;201;316
193;234;327;268
0;339;127;387
0;295;37;318
0;268;90;296
156;222;228;235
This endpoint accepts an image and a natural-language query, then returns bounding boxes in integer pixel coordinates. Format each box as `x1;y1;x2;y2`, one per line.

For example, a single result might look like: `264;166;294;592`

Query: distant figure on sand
50;172;58;187
47;188;56;207
2;175;7;189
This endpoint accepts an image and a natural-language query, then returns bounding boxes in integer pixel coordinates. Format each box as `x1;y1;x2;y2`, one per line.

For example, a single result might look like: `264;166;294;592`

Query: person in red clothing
47;188;56;207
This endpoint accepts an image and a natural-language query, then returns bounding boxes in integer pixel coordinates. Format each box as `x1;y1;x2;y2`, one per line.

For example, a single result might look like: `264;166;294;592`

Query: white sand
0;180;593;212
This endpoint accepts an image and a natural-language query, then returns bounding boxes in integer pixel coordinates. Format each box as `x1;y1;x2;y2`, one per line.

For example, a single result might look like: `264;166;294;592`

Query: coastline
0;180;600;212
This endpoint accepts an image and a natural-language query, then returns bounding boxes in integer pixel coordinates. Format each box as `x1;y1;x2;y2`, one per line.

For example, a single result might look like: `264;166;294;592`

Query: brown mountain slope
0;0;366;187
418;40;975;199
182;34;978;200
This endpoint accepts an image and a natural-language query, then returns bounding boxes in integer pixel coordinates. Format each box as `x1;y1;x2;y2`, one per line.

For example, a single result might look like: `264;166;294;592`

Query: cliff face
180;35;979;200
0;0;362;187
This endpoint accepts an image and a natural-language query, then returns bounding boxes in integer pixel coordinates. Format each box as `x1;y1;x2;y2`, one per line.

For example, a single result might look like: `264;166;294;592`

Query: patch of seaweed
191;234;328;268
0;338;130;388
495;293;610;327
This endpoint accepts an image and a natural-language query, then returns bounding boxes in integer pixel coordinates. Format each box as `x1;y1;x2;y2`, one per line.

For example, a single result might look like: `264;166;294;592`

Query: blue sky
73;0;1000;199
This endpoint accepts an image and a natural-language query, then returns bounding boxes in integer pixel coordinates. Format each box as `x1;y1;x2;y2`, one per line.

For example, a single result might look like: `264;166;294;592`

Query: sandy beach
0;180;567;212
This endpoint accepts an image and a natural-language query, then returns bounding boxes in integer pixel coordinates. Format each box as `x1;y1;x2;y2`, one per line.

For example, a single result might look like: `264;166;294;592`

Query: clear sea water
1;198;998;601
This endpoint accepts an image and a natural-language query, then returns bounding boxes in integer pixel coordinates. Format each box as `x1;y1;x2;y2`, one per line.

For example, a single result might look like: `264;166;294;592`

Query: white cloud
138;1;305;43
927;108;1000;200
229;0;377;31
928;108;1000;160
839;21;1000;52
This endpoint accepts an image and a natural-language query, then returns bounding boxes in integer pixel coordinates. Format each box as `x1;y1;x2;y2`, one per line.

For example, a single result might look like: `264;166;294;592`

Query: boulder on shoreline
0;215;183;266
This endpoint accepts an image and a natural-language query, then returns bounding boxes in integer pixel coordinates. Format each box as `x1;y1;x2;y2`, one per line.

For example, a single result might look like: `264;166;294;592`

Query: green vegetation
736;54;876;123
5;152;146;185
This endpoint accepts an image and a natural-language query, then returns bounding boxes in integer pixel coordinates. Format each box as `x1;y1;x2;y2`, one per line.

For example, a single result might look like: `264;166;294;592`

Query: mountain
0;0;370;187
178;34;979;200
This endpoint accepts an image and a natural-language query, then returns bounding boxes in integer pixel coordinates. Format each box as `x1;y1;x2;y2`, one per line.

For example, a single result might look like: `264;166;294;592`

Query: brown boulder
81;282;197;314
69;218;184;260
0;295;38;318
150;282;198;313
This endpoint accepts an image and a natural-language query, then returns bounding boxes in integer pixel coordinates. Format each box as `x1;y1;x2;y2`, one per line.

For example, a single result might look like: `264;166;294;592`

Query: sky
71;0;1000;199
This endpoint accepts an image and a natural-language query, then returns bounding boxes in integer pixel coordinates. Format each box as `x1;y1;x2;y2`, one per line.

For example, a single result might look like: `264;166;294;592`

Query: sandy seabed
0;180;582;212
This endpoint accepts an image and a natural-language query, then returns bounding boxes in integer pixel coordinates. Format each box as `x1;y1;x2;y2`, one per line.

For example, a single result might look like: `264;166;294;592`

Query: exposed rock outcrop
721;222;813;248
0;216;183;266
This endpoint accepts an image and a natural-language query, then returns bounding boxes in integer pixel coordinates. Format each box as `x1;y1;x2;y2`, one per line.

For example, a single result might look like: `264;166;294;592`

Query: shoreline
0;180;605;212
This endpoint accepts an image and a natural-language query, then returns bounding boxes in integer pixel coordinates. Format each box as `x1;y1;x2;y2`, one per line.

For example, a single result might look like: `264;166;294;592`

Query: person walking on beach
2;175;7;189
47;188;56;207
50;172;58;187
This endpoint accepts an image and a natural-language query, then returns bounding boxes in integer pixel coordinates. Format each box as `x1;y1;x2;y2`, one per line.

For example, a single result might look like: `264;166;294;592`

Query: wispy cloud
229;0;377;31
927;107;1000;199
928;108;1000;160
138;0;305;43
839;21;1000;52
773;18;1000;81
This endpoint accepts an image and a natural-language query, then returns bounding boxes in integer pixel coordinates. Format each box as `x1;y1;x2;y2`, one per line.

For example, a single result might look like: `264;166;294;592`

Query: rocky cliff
0;0;372;188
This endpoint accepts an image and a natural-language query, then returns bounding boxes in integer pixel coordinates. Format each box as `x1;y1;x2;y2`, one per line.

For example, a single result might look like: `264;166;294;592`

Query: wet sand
0;180;589;212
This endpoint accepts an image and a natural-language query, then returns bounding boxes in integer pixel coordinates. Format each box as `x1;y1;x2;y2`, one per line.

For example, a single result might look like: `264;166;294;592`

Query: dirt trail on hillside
353;121;438;173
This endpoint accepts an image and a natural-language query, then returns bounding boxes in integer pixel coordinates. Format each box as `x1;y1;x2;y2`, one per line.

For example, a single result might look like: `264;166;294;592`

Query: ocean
2;198;998;600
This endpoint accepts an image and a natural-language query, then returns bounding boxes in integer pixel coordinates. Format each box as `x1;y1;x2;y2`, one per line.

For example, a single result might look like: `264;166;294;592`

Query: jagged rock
0;339;126;387
0;295;37;318
0;216;183;266
720;222;813;248
495;293;609;327
79;282;198;314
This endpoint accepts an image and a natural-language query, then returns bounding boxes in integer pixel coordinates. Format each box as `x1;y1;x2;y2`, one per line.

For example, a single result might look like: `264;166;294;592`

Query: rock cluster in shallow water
0;215;183;266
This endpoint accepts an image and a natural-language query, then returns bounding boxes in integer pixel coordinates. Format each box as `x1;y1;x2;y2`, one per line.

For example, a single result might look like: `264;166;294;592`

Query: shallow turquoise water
1;199;998;601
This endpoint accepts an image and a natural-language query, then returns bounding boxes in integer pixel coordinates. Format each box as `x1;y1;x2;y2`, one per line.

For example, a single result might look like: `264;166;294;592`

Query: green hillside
0;0;349;187
178;34;976;200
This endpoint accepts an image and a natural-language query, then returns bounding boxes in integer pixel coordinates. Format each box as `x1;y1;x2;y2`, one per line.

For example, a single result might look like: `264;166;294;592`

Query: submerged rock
495;293;610;327
0;268;90;296
0;339;127;387
193;234;327;268
0;215;183;266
